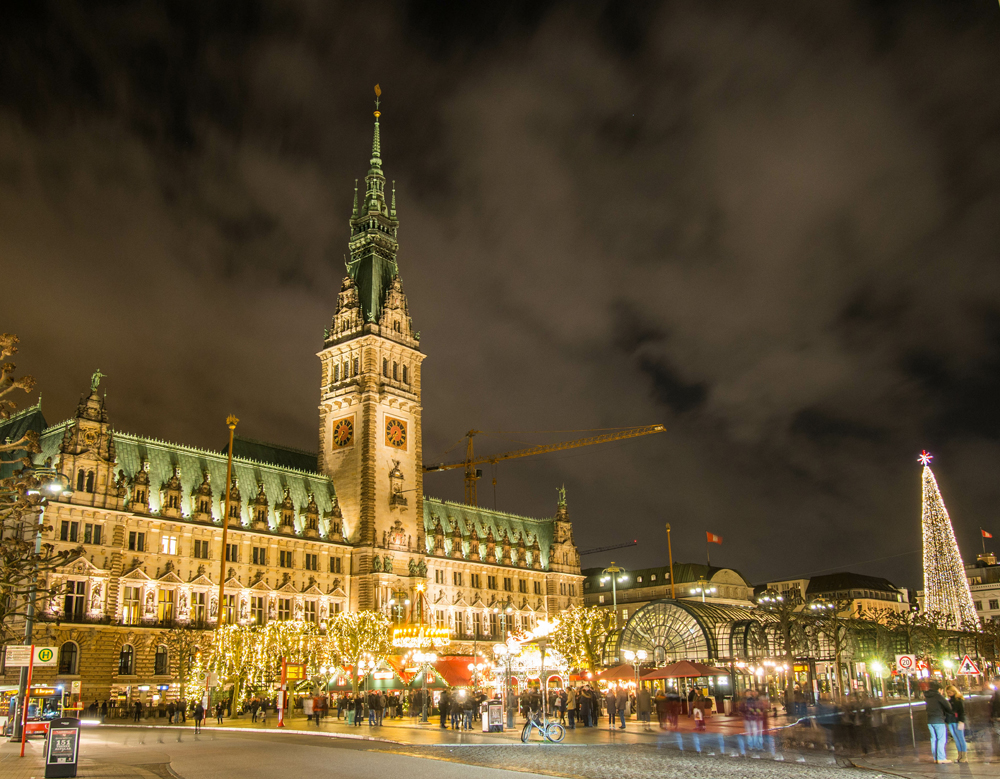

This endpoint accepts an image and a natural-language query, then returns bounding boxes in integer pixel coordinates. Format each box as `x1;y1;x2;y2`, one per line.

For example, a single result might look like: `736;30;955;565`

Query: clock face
332;418;354;447
385;417;407;449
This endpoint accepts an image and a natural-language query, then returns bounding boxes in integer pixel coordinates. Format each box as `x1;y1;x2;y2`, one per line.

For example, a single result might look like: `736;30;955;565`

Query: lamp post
692;578;716;603
623;649;648;691
216;414;239;629
412;651;436;723
494;641;520;728
13;467;72;742
316;665;336;710
600;563;628;629
358;655;377;695
468;661;486;692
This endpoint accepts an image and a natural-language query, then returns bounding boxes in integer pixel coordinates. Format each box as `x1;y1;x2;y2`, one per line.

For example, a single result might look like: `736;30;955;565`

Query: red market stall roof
595;664;638;682
641;661;729;680
430;657;476;688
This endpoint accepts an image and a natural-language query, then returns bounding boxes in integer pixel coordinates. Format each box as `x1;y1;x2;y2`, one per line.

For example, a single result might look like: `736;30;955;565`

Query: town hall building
1;102;583;704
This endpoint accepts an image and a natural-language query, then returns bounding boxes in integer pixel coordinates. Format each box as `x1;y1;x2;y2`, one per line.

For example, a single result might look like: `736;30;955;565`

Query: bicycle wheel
545;722;566;743
521;721;531;743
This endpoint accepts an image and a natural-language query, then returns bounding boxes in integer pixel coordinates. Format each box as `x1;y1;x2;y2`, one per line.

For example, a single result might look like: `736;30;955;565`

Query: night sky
3;1;1000;591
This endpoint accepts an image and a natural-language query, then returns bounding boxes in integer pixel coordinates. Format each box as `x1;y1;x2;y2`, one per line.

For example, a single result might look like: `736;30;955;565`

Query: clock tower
318;93;426;610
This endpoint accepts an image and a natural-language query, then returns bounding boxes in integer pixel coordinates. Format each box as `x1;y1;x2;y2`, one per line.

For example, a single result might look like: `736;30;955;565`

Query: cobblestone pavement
0;740;164;779
370;743;882;779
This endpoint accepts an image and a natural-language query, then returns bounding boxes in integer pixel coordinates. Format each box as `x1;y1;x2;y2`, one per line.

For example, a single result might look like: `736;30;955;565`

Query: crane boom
579;540;638;556
424;424;666;506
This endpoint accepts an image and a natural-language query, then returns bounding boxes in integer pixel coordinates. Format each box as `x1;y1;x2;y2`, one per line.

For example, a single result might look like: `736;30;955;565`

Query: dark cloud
2;0;1000;589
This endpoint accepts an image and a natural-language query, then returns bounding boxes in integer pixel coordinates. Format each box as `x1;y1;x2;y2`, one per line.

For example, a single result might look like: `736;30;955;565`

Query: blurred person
945;686;968;763
924;681;954;764
637;684;652;731
615;685;628;729
605;686;618;730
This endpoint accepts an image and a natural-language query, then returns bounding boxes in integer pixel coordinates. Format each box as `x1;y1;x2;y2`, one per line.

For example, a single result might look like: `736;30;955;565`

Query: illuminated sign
392;625;451;649
372;671;394;680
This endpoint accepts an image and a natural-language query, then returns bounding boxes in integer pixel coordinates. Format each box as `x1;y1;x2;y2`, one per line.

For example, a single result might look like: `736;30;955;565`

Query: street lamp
600;562;628;629
357;655;377;694
411;650;437;723
14;466;72;741
691;578;716;603
623;648;648;690
493;641;521;728
468;661;487;692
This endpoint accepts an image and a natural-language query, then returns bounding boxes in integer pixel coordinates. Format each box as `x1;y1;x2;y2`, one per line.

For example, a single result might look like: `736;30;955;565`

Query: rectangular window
251;596;266;625
226;543;239;563
470;573;481;589
251;546;266;566
122;586;141;625
534;581;543;595
473;611;481;636
83;523;102;545
974;601;982;611
487;575;497;590
503;577;513;592
435;609;445;628
570;584;576;597
157;589;175;623
329;557;342;574
223;594;236;624
193;539;210;559
453;571;463;586
518;579;527;594
435;570;445;584
304;601;317;623
192;592;207;625
278;598;292;621
60;521;79;543
128;531;145;552
990;599;999;610
599;595;605;604
279;550;293;568
160;535;178;555
64;580;86;621
304;553;318;571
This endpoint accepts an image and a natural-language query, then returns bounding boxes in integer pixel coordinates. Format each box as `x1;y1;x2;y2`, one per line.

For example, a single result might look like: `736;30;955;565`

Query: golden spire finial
374;83;381;118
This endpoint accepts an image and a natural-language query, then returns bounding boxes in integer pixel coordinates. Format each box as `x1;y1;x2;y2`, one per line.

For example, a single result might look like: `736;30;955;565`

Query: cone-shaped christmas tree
920;451;979;629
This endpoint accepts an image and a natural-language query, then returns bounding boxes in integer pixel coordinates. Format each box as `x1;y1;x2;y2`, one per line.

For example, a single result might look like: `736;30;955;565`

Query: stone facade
1;105;581;705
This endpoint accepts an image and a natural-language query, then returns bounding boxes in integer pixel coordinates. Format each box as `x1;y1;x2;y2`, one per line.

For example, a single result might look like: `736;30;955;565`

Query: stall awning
641;661;729;680
595;664;638;682
429;657;475;688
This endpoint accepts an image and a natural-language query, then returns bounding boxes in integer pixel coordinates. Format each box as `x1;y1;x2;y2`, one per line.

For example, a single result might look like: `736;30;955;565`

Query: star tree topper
918;450;933;466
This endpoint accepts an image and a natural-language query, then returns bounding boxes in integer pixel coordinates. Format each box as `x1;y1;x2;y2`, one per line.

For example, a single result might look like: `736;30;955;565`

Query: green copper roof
346;110;400;324
423;497;554;569
225;435;319;473
0;402;47;478
36;423;338;536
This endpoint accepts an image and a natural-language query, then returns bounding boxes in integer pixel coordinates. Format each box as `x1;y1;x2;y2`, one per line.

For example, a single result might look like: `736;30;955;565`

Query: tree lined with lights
550;605;612;670
757;588;809;708
0;334;82;644
165;626;209;702
919;452;979;629
327;610;390;691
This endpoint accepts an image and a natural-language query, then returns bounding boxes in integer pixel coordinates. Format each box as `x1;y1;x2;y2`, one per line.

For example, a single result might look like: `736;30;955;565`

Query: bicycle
521;710;566;743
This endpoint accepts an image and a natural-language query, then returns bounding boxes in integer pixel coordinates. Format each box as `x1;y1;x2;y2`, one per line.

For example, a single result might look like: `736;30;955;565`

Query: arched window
86;471;95;493
383;358;388;377
333;364;339;382
154;645;169;676
352;357;359;376
76;470;85;491
58;642;79;675
229;503;240;519
402;365;408;384
392;362;398;380
118;644;134;676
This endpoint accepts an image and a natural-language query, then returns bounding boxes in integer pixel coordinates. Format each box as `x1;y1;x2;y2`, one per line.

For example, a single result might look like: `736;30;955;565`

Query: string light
920;454;980;629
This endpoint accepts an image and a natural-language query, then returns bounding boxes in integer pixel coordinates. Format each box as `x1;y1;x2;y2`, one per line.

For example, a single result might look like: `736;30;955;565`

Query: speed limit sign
896;654;917;671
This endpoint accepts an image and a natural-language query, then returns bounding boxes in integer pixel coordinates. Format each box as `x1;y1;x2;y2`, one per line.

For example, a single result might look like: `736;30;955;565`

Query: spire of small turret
390;180;396;218
352;180;359;218
369;84;383;177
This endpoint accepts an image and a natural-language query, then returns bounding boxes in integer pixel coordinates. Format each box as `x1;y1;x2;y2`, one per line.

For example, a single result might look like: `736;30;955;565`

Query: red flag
706;532;723;545
984;529;994;539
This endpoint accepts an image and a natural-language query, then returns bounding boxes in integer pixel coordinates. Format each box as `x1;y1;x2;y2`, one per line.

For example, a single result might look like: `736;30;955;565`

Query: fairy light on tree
919;451;980;630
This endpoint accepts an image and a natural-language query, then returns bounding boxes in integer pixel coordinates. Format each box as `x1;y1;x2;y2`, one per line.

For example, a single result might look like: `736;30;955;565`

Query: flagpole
983;528;987;556
706;535;710;568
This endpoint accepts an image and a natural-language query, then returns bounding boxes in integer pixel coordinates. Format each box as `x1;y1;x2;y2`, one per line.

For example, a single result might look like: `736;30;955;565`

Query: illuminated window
160;535;178;555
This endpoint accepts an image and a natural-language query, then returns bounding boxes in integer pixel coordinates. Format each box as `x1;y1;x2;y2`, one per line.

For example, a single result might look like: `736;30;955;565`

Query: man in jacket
605;688;618;729
636;684;652;731
923;681;954;764
566;687;577;729
615;686;628;729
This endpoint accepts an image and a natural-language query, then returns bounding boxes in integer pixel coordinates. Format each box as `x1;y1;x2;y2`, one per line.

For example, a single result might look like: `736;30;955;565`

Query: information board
45;718;80;779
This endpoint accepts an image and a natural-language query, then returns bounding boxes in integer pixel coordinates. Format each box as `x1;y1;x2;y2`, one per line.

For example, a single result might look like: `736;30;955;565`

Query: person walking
557;689;567;725
193;701;205;734
605;687;618;730
566;687;577;729
945;685;968;763
439;689;450;728
353;693;364;727
167;701;176;724
100;700;109;722
923;681;953;764
615;686;628;730
637;684;652;731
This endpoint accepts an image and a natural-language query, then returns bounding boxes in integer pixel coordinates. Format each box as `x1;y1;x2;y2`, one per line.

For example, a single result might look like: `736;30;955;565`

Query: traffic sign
895;654;916;672
958;655;980;675
35;647;57;666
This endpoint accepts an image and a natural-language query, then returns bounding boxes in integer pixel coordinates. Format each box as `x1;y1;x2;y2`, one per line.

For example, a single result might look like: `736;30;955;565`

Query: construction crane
423;425;666;506
579;540;638;556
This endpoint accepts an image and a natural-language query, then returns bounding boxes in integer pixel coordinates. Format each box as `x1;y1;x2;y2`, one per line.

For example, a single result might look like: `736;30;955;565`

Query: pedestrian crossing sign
958;654;980;675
